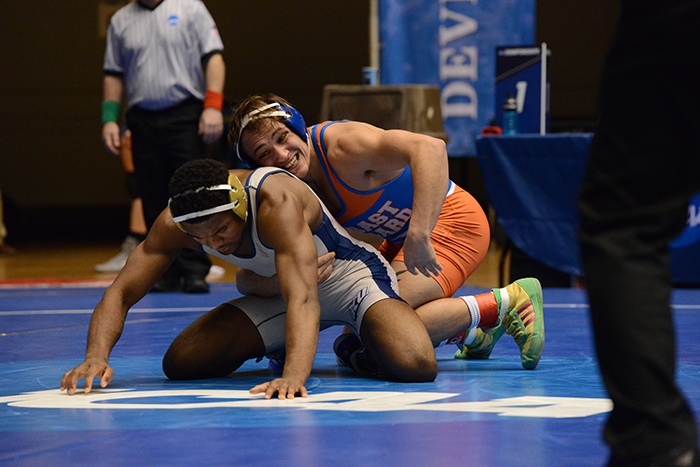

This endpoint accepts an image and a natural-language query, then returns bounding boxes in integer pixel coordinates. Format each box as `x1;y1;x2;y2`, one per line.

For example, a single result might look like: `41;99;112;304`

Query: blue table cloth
476;133;700;284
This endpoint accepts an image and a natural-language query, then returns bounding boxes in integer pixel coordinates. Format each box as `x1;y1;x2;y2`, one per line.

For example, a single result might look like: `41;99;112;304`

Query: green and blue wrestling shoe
456;278;544;369
499;277;545;370
454;326;505;360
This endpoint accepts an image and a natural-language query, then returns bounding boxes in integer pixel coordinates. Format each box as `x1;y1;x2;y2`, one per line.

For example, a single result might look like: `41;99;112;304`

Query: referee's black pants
127;98;211;283
578;1;700;464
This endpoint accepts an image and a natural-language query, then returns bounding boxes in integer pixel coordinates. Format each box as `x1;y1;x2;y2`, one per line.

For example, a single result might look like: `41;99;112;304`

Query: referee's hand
199;108;224;145
102;121;121;156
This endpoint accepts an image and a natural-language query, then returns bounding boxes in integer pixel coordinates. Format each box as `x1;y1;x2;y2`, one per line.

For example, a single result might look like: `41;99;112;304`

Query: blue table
476;133;700;284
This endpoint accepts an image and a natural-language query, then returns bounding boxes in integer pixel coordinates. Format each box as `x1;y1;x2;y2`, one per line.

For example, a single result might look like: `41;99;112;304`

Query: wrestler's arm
331;122;448;276
60;210;197;394
248;180;322;399
236;252;336;297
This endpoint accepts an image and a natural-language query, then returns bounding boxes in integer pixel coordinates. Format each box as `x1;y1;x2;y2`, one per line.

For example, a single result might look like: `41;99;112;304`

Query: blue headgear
235;102;307;168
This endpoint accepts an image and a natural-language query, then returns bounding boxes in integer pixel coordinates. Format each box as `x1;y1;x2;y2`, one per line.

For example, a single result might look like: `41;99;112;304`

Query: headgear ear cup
236;102;307;168
227;173;248;221
279;104;307;142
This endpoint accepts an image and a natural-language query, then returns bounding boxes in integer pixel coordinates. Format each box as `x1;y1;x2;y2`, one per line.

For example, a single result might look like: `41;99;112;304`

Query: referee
101;0;226;293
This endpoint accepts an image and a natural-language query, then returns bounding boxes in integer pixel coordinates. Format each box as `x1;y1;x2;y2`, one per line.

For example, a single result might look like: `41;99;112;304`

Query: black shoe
183;276;209;294
151;276;182;293
333;333;380;377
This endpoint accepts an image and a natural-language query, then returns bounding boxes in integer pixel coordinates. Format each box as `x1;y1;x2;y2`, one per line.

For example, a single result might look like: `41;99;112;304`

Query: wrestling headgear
235;102;307;168
169;173;247;232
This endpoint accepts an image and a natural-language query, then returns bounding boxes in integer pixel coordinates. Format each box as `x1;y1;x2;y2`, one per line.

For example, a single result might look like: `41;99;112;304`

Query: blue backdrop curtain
379;0;536;157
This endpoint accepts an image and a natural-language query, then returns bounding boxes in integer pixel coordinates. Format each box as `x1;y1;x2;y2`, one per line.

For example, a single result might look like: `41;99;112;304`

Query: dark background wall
0;1;619;243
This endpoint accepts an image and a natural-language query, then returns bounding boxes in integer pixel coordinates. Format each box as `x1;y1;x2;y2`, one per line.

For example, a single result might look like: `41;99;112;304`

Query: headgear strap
169;174;247;230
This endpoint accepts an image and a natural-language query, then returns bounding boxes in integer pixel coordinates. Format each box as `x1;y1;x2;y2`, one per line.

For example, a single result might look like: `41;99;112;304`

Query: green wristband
101;101;120;125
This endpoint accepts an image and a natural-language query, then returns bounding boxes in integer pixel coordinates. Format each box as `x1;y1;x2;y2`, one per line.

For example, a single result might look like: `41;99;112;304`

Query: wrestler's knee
361;300;438;382
162;339;206;380
384;341;437;382
162;349;189;380
161;303;255;380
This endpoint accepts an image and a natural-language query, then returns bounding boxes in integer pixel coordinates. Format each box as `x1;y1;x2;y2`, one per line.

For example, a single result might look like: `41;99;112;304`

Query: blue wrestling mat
2;284;699;466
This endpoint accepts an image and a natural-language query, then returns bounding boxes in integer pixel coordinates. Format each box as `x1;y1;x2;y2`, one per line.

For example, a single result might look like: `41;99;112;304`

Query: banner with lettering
379;0;536;157
670;192;700;284
670;192;700;249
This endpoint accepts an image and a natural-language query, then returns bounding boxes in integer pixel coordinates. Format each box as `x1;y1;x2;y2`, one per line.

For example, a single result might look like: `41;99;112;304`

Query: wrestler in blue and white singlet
202;167;403;354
